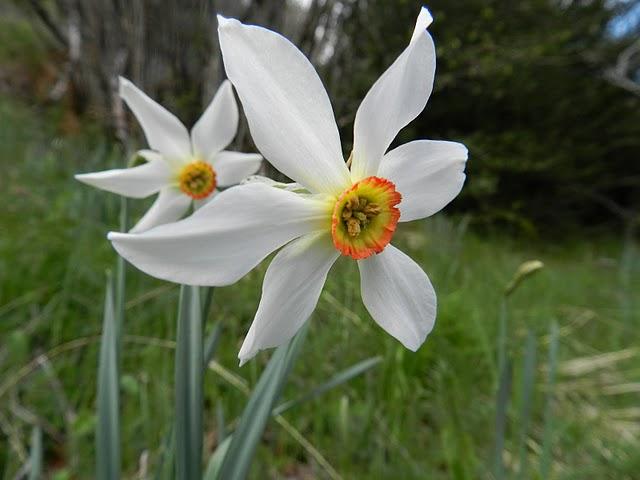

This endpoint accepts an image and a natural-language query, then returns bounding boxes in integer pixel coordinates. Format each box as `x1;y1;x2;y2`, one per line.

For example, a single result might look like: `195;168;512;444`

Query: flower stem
175;285;204;480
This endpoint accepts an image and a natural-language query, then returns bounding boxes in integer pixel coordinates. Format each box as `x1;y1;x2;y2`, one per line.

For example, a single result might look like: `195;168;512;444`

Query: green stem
175;285;204;480
540;321;560;478
114;196;128;365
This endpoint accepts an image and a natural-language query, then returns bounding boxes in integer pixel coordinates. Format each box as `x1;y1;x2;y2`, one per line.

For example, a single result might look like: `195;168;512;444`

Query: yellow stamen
178;160;216;199
331;176;402;260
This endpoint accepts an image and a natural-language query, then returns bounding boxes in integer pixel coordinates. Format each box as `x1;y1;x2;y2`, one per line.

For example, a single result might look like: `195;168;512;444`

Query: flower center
178;160;217;199
331;176;401;260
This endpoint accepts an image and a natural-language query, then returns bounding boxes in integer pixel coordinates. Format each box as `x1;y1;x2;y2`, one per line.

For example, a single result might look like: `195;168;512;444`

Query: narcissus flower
76;78;262;232
109;7;468;364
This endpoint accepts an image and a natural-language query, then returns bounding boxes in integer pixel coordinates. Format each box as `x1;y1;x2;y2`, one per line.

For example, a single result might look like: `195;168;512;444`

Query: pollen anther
331;176;401;260
178;160;217;199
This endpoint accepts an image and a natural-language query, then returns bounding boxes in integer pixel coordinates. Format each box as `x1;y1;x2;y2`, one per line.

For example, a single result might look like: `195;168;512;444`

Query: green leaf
114;196;128;363
215;322;309;480
96;275;120;480
175;285;203;480
273;356;382;416
28;426;42;480
540;321;560;478
517;331;537;480
204;321;222;368
493;357;512;480
201;286;215;321
203;436;231;480
153;426;175;480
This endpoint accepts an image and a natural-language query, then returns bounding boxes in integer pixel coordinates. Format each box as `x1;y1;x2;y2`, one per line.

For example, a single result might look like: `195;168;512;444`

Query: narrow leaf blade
215;322;309;480
517;331;537;480
175;285;204;480
97;275;121;480
540;321;560;478
27;426;42;480
273;356;382;416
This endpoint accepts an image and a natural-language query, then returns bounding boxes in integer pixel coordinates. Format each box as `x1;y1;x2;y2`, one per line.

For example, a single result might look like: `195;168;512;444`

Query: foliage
0;96;638;478
4;0;639;231
333;0;640;232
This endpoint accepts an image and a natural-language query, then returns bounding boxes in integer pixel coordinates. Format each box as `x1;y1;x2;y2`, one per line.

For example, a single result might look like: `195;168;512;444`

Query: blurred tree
11;0;640;232
332;0;640;234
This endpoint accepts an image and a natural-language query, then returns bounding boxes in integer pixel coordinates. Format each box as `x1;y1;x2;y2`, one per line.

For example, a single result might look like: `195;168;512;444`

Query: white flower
109;7;468;364
75;78;263;232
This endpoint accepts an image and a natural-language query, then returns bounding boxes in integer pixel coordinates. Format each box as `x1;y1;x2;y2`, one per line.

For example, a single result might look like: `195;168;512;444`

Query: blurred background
1;0;639;478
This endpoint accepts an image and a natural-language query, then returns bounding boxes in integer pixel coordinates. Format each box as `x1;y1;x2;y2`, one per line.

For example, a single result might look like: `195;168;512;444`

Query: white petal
119;77;191;160
240;175;306;193
108;183;331;286
130;187;192;233
350;9;436;181
75;157;171;198
212;151;263;187
191;80;239;160
193;192;217;210
410;6;434;43
358;245;436;351
217;16;350;195
379;140;467;222
238;232;338;365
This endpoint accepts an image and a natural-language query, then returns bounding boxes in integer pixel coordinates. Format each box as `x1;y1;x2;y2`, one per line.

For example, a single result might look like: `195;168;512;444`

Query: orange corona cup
331;176;401;260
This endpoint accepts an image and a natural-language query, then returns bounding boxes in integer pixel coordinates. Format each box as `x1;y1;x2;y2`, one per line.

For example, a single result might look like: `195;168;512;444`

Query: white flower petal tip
212;151;263;187
238;349;251;367
411;7;434;43
379;140;468;222
74;158;171;198
129;188;191;233
118;76;131;96
358;245;436;351
350;11;436;180
191;80;239;159
117;77;191;160
216;15;235;28
237;232;338;365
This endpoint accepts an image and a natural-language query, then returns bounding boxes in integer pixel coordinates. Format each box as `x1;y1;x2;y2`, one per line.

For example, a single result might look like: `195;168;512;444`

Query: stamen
331;176;401;260
340;195;383;237
178;160;217;199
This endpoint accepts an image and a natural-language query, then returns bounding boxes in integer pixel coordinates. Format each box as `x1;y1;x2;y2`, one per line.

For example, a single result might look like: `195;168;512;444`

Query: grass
0;95;639;480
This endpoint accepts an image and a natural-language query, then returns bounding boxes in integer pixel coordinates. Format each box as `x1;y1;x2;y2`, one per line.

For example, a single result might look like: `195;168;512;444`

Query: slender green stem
517;331;537;480
540;321;560;478
497;298;508;386
27;426;42;480
215;323;309;480
175;285;204;480
494;296;510;480
494;358;512;480
97;274;121;480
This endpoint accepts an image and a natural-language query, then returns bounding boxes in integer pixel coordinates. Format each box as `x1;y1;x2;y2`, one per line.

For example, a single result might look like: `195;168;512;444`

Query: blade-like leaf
273;356;382;416
204;321;223;368
493;358;512;480
114;196;128;359
97;275;120;480
517;331;537;480
27;426;42;480
153;426;175;480
175;285;203;480
540;321;560;478
215;322;309;480
201;286;215;321
203;436;232;480
216;403;226;444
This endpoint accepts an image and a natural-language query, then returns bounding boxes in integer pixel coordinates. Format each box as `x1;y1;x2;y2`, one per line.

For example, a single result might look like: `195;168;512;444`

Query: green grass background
0;93;639;479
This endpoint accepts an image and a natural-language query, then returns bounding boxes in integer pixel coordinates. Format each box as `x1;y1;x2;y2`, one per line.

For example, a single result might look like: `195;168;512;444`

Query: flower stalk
174;285;204;480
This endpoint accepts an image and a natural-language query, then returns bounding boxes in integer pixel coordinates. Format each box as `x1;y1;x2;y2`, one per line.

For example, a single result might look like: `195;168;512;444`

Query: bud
504;260;544;297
